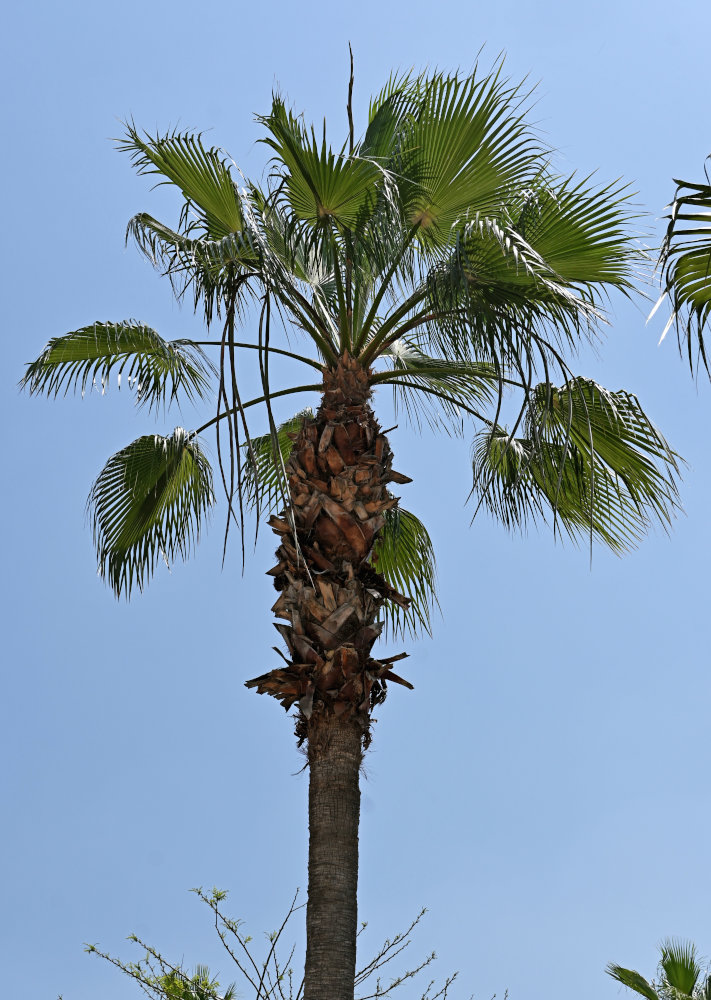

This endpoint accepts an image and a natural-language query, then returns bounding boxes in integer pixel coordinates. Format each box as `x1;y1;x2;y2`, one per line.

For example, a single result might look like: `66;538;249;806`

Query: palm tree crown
23;62;678;604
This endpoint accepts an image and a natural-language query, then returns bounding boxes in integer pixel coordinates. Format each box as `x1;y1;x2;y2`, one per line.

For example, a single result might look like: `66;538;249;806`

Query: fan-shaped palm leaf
126;213;259;324
422;173;636;373
128;213;260;277
119;123;245;239
88;428;214;597
472;378;679;552
608;940;709;1000
372;66;541;245
259;97;382;230
158;965;236;1000
513;175;637;292
21;321;215;410
656;169;711;376
659;939;701;996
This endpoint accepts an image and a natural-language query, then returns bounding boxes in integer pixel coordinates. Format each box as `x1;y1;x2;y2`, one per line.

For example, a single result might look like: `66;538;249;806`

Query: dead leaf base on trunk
245;355;413;747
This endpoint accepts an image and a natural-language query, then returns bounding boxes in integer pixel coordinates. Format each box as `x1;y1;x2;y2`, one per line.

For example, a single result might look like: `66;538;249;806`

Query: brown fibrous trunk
245;353;413;743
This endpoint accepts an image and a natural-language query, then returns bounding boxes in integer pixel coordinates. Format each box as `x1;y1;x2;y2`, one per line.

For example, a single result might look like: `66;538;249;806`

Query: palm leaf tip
605;963;659;1000
20;321;215;410
371;506;439;638
88;428;214;598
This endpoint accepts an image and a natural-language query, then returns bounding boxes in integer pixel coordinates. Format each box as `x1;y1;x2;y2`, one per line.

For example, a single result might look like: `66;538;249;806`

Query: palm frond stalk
22;58;680;1000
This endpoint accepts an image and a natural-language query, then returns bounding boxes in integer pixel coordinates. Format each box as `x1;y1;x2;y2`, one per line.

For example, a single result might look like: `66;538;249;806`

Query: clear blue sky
2;2;710;998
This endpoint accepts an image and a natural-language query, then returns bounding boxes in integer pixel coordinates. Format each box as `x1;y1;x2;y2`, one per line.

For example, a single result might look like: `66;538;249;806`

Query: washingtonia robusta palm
23;60;680;1000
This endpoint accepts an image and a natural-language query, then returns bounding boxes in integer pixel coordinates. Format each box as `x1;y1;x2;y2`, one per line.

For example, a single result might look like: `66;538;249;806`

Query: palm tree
608;939;711;999
22;59;679;1000
654;158;711;376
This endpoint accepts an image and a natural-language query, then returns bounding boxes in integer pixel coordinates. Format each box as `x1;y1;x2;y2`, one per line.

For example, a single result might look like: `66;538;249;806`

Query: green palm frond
659;939;701;996
119;122;245;239
423;179;635;372
373;339;497;431
25;60;682;610
258;197;335;293
128;212;260;276
656;167;711;376
21;321;215;410
259;97;382;230
377;65;541;245
126;213;259;323
408;171;636;401
512;175;637;293
605;963;660;1000
471;378;679;552
371;506;439;638
88;428;214;597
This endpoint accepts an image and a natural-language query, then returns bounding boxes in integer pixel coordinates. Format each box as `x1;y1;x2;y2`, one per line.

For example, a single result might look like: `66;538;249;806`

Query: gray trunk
303;715;363;1000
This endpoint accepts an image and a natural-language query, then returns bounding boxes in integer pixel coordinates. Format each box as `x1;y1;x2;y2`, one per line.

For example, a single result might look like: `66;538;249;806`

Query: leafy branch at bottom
69;887;507;1000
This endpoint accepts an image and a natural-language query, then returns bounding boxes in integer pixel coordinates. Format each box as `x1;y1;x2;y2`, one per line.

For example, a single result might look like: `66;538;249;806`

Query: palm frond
605;963;659;1000
128;212;260;274
415;171;638;393
659;939;701;996
127;213;259;325
88;428;214;597
364;69;414;141
118;122;244;239
471;378;679;552
513;174;638;294
257;195;336;294
379;65;541;245
657;167;711;376
424;211;610;369
371;506;439;638
259;97;381;230
21;321;215;410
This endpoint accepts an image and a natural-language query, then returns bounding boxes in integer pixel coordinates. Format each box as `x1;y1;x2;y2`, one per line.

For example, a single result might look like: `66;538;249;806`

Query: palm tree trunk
304;714;363;1000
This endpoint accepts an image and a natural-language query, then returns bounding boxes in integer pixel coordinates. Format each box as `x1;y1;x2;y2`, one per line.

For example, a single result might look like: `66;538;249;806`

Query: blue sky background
2;2;710;999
